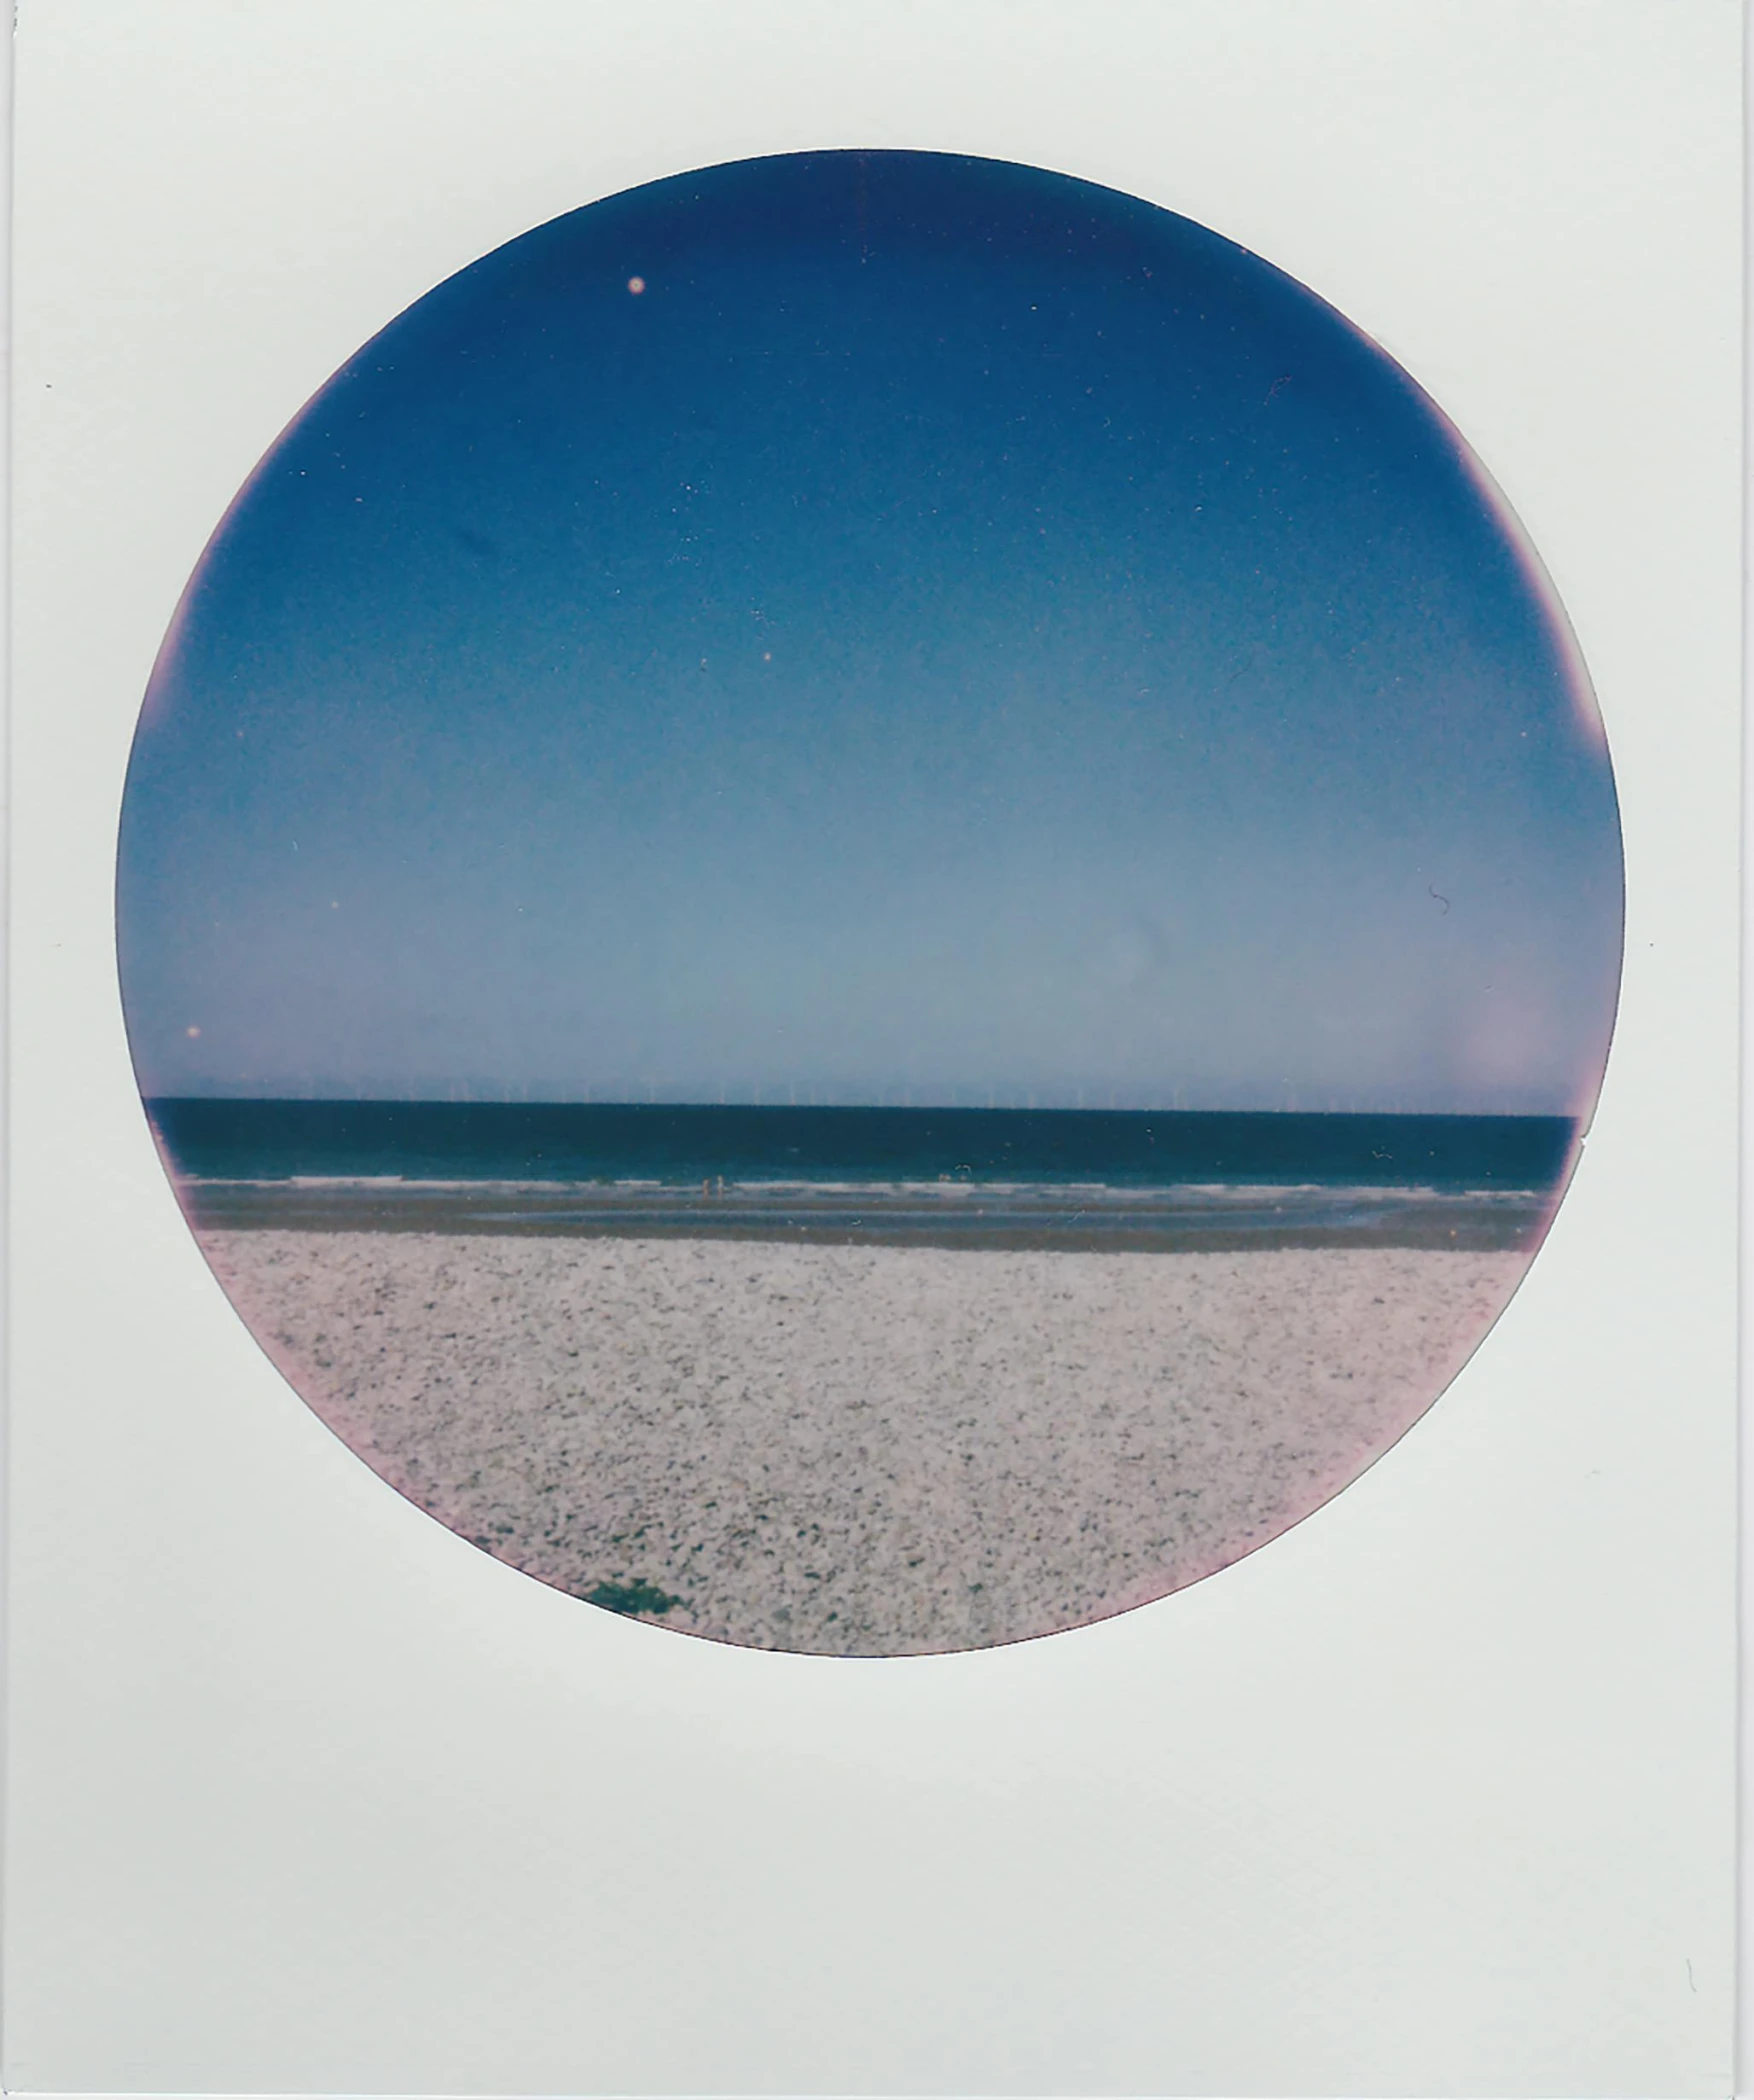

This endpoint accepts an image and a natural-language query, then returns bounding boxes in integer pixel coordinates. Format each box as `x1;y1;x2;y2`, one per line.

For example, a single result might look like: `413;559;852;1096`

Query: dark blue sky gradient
119;151;1622;1112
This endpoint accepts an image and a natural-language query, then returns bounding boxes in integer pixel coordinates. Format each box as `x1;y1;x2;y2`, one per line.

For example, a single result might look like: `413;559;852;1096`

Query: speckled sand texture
201;1231;1527;1654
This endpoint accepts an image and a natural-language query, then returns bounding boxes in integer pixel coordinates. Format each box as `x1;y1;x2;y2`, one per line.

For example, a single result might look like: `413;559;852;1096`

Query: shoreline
173;1175;1555;1252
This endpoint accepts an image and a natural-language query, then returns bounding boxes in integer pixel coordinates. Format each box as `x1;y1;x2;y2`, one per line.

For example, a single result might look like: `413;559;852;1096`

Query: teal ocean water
150;1101;1574;1252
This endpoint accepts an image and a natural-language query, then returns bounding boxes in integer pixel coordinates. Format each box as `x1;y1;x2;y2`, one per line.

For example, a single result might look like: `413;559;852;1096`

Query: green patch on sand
583;1577;684;1618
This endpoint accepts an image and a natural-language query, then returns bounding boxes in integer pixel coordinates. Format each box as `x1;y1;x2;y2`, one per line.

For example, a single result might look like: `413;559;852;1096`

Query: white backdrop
5;3;1742;2093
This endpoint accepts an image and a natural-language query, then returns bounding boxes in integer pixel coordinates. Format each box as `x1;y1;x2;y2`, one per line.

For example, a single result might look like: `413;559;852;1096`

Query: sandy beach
200;1229;1528;1654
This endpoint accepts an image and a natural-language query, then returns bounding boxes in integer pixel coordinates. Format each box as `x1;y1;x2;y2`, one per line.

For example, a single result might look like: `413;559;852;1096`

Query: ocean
147;1100;1576;1252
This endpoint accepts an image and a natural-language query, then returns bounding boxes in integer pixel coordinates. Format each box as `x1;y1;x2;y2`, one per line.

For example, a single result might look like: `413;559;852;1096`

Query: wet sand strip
175;1178;1552;1253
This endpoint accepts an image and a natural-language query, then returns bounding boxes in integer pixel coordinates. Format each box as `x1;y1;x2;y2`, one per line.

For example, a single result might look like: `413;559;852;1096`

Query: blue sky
118;150;1622;1113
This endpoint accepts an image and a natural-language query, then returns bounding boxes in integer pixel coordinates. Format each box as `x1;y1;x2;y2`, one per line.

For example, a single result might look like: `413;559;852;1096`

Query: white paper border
5;4;1742;2093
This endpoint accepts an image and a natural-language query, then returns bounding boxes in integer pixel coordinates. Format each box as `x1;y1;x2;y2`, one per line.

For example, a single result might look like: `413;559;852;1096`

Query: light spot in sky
116;151;1622;1115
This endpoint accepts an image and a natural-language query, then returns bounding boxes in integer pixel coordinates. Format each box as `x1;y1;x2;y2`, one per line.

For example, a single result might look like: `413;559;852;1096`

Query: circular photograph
118;151;1622;1655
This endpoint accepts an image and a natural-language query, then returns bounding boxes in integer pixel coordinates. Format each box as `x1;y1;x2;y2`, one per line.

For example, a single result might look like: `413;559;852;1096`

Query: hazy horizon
119;151;1622;1119
138;1083;1579;1117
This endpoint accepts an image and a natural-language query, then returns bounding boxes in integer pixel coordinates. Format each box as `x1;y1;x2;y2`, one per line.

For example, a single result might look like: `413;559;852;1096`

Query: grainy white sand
201;1230;1527;1654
